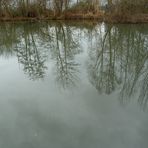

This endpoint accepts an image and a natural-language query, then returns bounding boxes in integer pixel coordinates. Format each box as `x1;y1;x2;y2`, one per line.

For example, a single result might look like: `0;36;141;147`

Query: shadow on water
0;21;148;109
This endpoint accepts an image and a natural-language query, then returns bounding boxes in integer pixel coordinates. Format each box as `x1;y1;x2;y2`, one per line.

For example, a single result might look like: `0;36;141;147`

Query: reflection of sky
0;22;148;148
0;46;148;148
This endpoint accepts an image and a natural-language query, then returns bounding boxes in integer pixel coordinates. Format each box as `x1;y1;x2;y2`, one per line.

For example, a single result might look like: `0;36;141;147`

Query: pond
0;21;148;148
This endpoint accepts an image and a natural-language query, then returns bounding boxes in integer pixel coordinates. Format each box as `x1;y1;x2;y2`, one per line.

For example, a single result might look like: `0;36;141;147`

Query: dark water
0;21;148;148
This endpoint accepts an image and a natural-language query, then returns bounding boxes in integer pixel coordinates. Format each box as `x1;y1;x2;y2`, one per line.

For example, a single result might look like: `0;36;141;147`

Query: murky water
0;21;148;148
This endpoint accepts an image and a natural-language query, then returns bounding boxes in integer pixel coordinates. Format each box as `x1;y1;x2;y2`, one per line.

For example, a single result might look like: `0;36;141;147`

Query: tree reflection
15;22;82;85
87;24;148;109
48;22;81;89
0;22;49;80
15;23;48;80
0;22;81;85
0;22;148;108
0;23;18;57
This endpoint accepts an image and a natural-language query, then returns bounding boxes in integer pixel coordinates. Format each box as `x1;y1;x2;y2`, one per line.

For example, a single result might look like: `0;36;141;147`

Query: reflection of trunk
55;26;65;74
108;28;113;92
61;25;68;74
107;26;116;94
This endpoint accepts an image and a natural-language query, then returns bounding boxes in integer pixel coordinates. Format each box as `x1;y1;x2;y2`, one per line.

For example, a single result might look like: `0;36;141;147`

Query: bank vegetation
0;0;147;23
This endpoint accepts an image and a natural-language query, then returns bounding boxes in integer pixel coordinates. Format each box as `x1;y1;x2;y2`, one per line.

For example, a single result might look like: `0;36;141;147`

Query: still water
0;21;148;148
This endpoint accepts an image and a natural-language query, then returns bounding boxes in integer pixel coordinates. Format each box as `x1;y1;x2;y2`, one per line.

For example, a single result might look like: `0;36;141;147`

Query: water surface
0;21;148;148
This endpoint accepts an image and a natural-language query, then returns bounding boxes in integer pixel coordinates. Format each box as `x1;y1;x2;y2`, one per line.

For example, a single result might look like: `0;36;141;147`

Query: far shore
0;13;148;24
